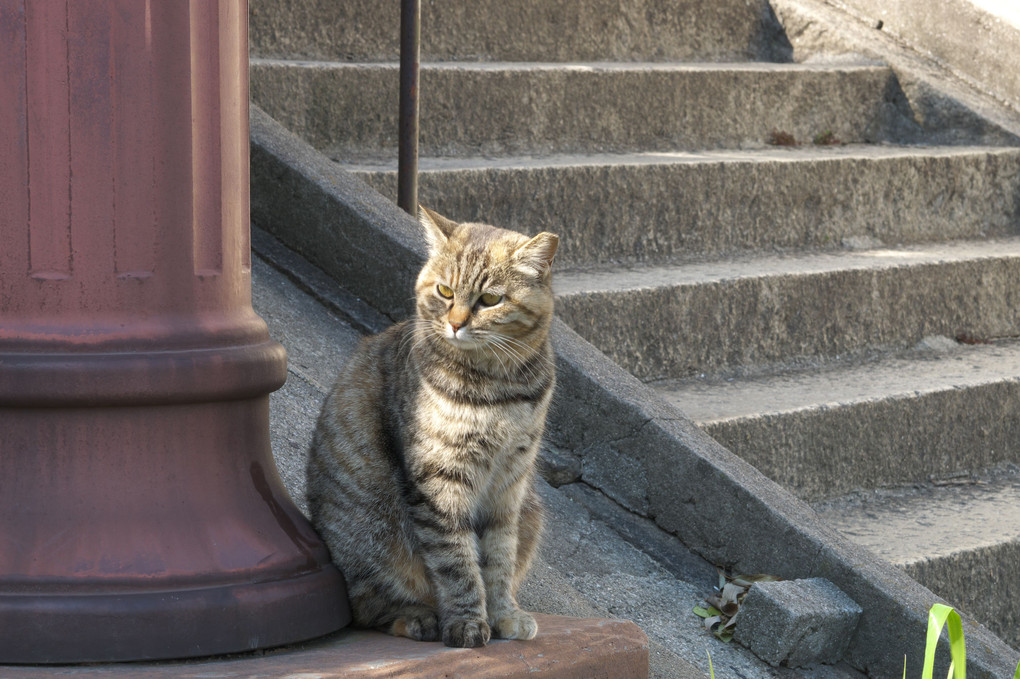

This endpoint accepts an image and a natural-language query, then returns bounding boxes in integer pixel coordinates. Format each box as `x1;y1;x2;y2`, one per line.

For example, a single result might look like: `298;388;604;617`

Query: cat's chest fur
409;360;551;488
420;379;547;450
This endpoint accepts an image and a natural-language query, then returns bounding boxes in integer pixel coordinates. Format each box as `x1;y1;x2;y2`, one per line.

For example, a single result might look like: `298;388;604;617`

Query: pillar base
0;569;348;663
0;342;351;663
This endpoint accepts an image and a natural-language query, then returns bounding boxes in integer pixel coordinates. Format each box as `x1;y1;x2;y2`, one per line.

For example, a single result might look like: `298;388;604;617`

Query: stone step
652;338;1020;501
552;238;1020;380
0;613;650;678
249;59;917;158
813;467;1020;650
249;0;789;63
348;146;1020;269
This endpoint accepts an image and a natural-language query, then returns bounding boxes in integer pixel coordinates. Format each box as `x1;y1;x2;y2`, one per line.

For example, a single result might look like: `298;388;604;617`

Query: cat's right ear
419;206;454;255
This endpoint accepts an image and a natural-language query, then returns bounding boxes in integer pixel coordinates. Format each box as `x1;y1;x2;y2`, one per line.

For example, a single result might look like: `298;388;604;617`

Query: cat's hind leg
349;587;441;642
512;484;544;592
347;538;442;641
387;604;441;641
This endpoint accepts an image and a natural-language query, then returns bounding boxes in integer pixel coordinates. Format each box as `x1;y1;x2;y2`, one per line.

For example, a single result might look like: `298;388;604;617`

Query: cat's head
414;207;558;356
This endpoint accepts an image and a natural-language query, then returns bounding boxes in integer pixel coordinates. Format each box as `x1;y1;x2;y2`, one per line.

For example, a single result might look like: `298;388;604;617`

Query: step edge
340;144;1020;173
657;343;1020;424
249;56;891;73
553;237;1020;296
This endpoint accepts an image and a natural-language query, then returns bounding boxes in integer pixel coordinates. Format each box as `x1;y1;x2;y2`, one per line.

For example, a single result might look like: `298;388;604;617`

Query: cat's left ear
512;232;559;278
418;206;457;255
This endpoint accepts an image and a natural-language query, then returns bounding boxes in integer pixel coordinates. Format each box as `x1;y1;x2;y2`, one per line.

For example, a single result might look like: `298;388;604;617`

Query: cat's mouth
441;324;490;351
443;328;479;348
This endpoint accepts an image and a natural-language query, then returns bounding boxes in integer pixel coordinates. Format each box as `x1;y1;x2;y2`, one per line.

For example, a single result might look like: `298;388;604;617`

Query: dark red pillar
0;0;349;662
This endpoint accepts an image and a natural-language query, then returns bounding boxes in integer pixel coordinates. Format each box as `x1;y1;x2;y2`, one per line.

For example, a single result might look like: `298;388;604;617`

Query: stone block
733;578;862;668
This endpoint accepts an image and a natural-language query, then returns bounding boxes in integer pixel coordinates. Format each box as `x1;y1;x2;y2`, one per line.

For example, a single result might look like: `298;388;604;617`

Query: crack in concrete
286;365;329;395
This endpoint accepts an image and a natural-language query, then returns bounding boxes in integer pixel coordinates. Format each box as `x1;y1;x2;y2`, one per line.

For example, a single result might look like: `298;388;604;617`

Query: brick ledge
2;614;649;679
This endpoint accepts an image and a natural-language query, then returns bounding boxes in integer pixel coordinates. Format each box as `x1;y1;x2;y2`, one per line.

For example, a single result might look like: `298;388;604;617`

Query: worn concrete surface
248;0;790;63
825;0;1020;112
655;338;1020;501
250;106;1020;678
773;0;1020;144
554;239;1020;380
815;465;1020;649
249;60;914;157
351;146;1020;268
546;317;1019;676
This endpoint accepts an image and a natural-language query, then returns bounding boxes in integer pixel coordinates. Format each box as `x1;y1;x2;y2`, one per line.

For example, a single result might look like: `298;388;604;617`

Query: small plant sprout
812;129;842;145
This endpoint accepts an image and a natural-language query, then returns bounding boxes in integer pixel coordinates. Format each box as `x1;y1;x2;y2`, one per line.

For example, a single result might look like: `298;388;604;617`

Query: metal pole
398;0;421;214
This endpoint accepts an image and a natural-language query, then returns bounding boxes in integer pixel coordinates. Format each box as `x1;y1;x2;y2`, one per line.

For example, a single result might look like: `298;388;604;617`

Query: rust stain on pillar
0;0;350;663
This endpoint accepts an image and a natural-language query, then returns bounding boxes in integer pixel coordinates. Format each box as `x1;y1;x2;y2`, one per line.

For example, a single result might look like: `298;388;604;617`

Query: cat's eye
478;292;503;307
437;284;454;299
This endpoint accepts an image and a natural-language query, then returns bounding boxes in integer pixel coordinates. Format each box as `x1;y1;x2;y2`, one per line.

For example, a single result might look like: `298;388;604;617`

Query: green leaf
707;649;716;679
922;604;965;679
693;605;721;619
713;624;734;642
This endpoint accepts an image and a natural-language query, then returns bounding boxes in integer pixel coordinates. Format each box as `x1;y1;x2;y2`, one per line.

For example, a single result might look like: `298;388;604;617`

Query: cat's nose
448;307;470;333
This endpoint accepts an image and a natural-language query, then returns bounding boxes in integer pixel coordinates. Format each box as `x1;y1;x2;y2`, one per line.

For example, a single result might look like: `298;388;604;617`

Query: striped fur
307;208;558;648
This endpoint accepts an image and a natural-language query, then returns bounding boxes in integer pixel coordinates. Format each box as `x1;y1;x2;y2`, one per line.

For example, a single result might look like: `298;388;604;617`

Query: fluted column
0;0;349;662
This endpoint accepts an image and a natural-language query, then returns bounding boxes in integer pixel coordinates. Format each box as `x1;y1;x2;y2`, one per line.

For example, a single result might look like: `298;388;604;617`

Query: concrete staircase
249;0;1020;652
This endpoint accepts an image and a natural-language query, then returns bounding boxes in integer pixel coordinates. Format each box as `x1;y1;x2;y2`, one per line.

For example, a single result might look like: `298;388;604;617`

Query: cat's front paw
491;609;538;640
442;617;491;648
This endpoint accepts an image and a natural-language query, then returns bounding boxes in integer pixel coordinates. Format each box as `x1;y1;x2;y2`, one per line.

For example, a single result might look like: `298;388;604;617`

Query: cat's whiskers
399;319;438;370
397;318;430;352
490;332;540;358
478;331;542;380
481;336;513;376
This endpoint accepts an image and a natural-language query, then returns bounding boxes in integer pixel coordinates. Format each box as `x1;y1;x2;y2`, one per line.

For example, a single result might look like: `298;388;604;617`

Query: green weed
905;603;1020;679
912;604;965;679
812;129;842;145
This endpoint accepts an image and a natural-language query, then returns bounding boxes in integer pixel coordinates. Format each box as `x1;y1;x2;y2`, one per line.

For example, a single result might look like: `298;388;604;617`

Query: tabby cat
306;207;559;648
